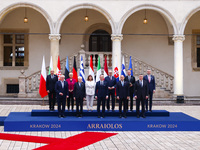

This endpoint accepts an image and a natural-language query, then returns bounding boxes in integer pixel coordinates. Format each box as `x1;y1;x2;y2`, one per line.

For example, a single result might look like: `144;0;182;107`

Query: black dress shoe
120;115;122;118
102;115;105;118
123;115;127;118
142;115;146;118
112;109;115;112
76;114;79;117
98;115;101;118
137;115;140;118
80;114;83;118
150;110;152;112
62;115;66;118
58;115;62;118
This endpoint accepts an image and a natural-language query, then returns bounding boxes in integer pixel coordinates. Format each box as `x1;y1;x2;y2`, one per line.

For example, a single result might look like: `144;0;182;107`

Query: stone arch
0;2;54;33
118;4;178;35
55;3;115;34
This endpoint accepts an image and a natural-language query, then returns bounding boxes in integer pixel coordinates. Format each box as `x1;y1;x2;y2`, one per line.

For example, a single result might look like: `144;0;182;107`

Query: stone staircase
21;46;174;99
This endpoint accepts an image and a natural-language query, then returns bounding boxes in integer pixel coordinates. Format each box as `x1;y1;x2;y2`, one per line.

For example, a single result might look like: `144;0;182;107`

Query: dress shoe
112;109;115;112
80;114;83;118
76;114;79;117
150;110;152;112
62;115;66;118
102;115;105;118
98;115;101;118
123;115;127;118
142;115;146;118
120;115;122;118
137;115;140;118
58;115;62;118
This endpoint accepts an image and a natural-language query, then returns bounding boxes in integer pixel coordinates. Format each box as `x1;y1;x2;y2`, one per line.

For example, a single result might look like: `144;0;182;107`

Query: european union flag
128;56;133;76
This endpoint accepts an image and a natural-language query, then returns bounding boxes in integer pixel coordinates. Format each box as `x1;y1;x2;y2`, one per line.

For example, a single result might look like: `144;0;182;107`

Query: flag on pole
114;58;119;82
128;56;133;76
104;55;108;78
48;56;53;75
65;56;69;80
89;55;95;82
72;56;78;82
96;56;101;82
56;56;61;80
121;56;126;77
79;56;85;83
39;56;48;98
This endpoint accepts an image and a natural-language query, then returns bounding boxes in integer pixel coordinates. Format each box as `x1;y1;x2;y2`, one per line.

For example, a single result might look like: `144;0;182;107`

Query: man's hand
117;96;119;100
59;92;63;96
108;87;111;90
146;96;148;99
66;96;69;98
106;96;108;99
47;90;50;93
83;97;86;101
127;96;130;100
153;90;155;93
135;96;137;99
95;96;97;100
130;83;132;87
74;97;76;100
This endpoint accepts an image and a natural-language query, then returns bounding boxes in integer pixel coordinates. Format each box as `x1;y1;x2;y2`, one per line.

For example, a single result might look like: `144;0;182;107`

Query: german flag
72;56;78;82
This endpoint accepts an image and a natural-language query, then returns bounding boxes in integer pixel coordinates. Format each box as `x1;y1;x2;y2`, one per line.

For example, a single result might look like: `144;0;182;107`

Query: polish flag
104;55;108;78
89;55;95;81
56;56;61;80
39;56;48;98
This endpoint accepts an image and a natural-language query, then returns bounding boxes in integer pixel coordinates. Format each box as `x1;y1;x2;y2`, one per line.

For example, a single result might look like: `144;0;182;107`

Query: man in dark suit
55;75;69;118
125;70;135;111
46;70;58;111
143;69;156;112
134;74;148;118
73;76;86;117
95;74;108;118
116;75;130;118
104;70;116;111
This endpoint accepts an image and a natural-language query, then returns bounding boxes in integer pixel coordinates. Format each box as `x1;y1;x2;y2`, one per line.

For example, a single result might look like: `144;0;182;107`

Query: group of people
46;69;155;118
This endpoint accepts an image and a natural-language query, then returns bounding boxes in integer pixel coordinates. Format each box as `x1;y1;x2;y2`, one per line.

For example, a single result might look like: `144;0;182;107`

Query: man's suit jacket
73;82;86;99
104;76;116;93
125;75;135;92
143;75;156;92
134;80;148;100
46;74;58;92
95;81;108;98
116;81;130;99
55;80;69;99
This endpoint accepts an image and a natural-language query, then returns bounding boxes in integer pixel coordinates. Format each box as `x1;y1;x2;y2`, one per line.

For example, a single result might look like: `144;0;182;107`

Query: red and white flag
89;55;95;81
56;56;61;80
39;56;48;98
114;58;119;82
104;55;108;78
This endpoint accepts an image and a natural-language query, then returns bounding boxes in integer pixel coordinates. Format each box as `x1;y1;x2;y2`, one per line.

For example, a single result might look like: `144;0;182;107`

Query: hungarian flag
48;56;53;75
89;55;95;82
96;56;101;82
39;56;48;98
72;56;78;82
65;56;69;79
56;56;61;80
104;55;108;78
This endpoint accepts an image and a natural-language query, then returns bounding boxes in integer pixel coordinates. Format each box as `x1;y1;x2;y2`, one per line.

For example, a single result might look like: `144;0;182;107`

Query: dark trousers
48;92;56;110
76;97;83;115
127;91;133;111
146;91;153;111
107;91;115;110
119;98;127;116
57;96;66;116
67;92;74;110
136;98;145;116
97;97;105;116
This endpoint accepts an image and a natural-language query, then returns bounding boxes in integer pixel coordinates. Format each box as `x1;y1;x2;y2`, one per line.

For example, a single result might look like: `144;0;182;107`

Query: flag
114;58;119;82
56;56;61;80
79;56;85;83
39;56;48;98
128;56;133;76
65;56;69;80
89;55;95;82
96;56;101;82
48;56;53;75
121;56;126;77
72;56;78;82
104;55;108;78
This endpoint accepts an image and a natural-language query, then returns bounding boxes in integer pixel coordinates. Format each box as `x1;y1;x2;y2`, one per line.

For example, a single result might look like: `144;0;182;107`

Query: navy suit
55;81;69;116
116;81;130;116
73;82;86;116
125;75;135;111
95;81;108;116
104;76;116;110
134;80;148;116
46;74;58;110
143;75;156;111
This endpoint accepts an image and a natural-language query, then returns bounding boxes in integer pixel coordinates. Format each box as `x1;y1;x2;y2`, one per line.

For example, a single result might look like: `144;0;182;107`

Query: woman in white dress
85;75;95;111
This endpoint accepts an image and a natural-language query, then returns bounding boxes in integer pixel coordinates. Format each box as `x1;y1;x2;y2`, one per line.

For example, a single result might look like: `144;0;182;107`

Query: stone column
111;34;123;77
173;35;185;101
49;34;61;72
18;70;26;98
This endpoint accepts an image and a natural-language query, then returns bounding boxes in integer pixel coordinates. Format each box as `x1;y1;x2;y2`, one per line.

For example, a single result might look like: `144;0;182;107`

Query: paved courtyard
0;104;200;150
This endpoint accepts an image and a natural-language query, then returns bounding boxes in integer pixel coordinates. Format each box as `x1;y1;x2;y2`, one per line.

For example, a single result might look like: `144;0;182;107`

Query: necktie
51;75;53;79
128;76;131;81
79;83;81;87
148;75;151;83
101;81;103;85
140;81;143;87
110;76;112;80
122;81;124;86
62;81;64;88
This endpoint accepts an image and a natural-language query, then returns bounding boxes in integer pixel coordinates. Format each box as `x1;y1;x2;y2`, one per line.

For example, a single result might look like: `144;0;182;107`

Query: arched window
89;30;112;52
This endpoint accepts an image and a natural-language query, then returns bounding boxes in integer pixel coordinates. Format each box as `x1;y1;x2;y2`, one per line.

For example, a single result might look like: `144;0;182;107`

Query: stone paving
0;105;200;150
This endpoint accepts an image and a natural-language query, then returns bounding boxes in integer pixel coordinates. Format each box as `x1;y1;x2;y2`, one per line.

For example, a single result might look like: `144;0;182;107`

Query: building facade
0;0;200;99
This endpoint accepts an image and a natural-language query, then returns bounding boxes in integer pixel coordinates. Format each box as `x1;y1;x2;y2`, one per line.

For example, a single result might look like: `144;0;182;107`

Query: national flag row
39;55;134;98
